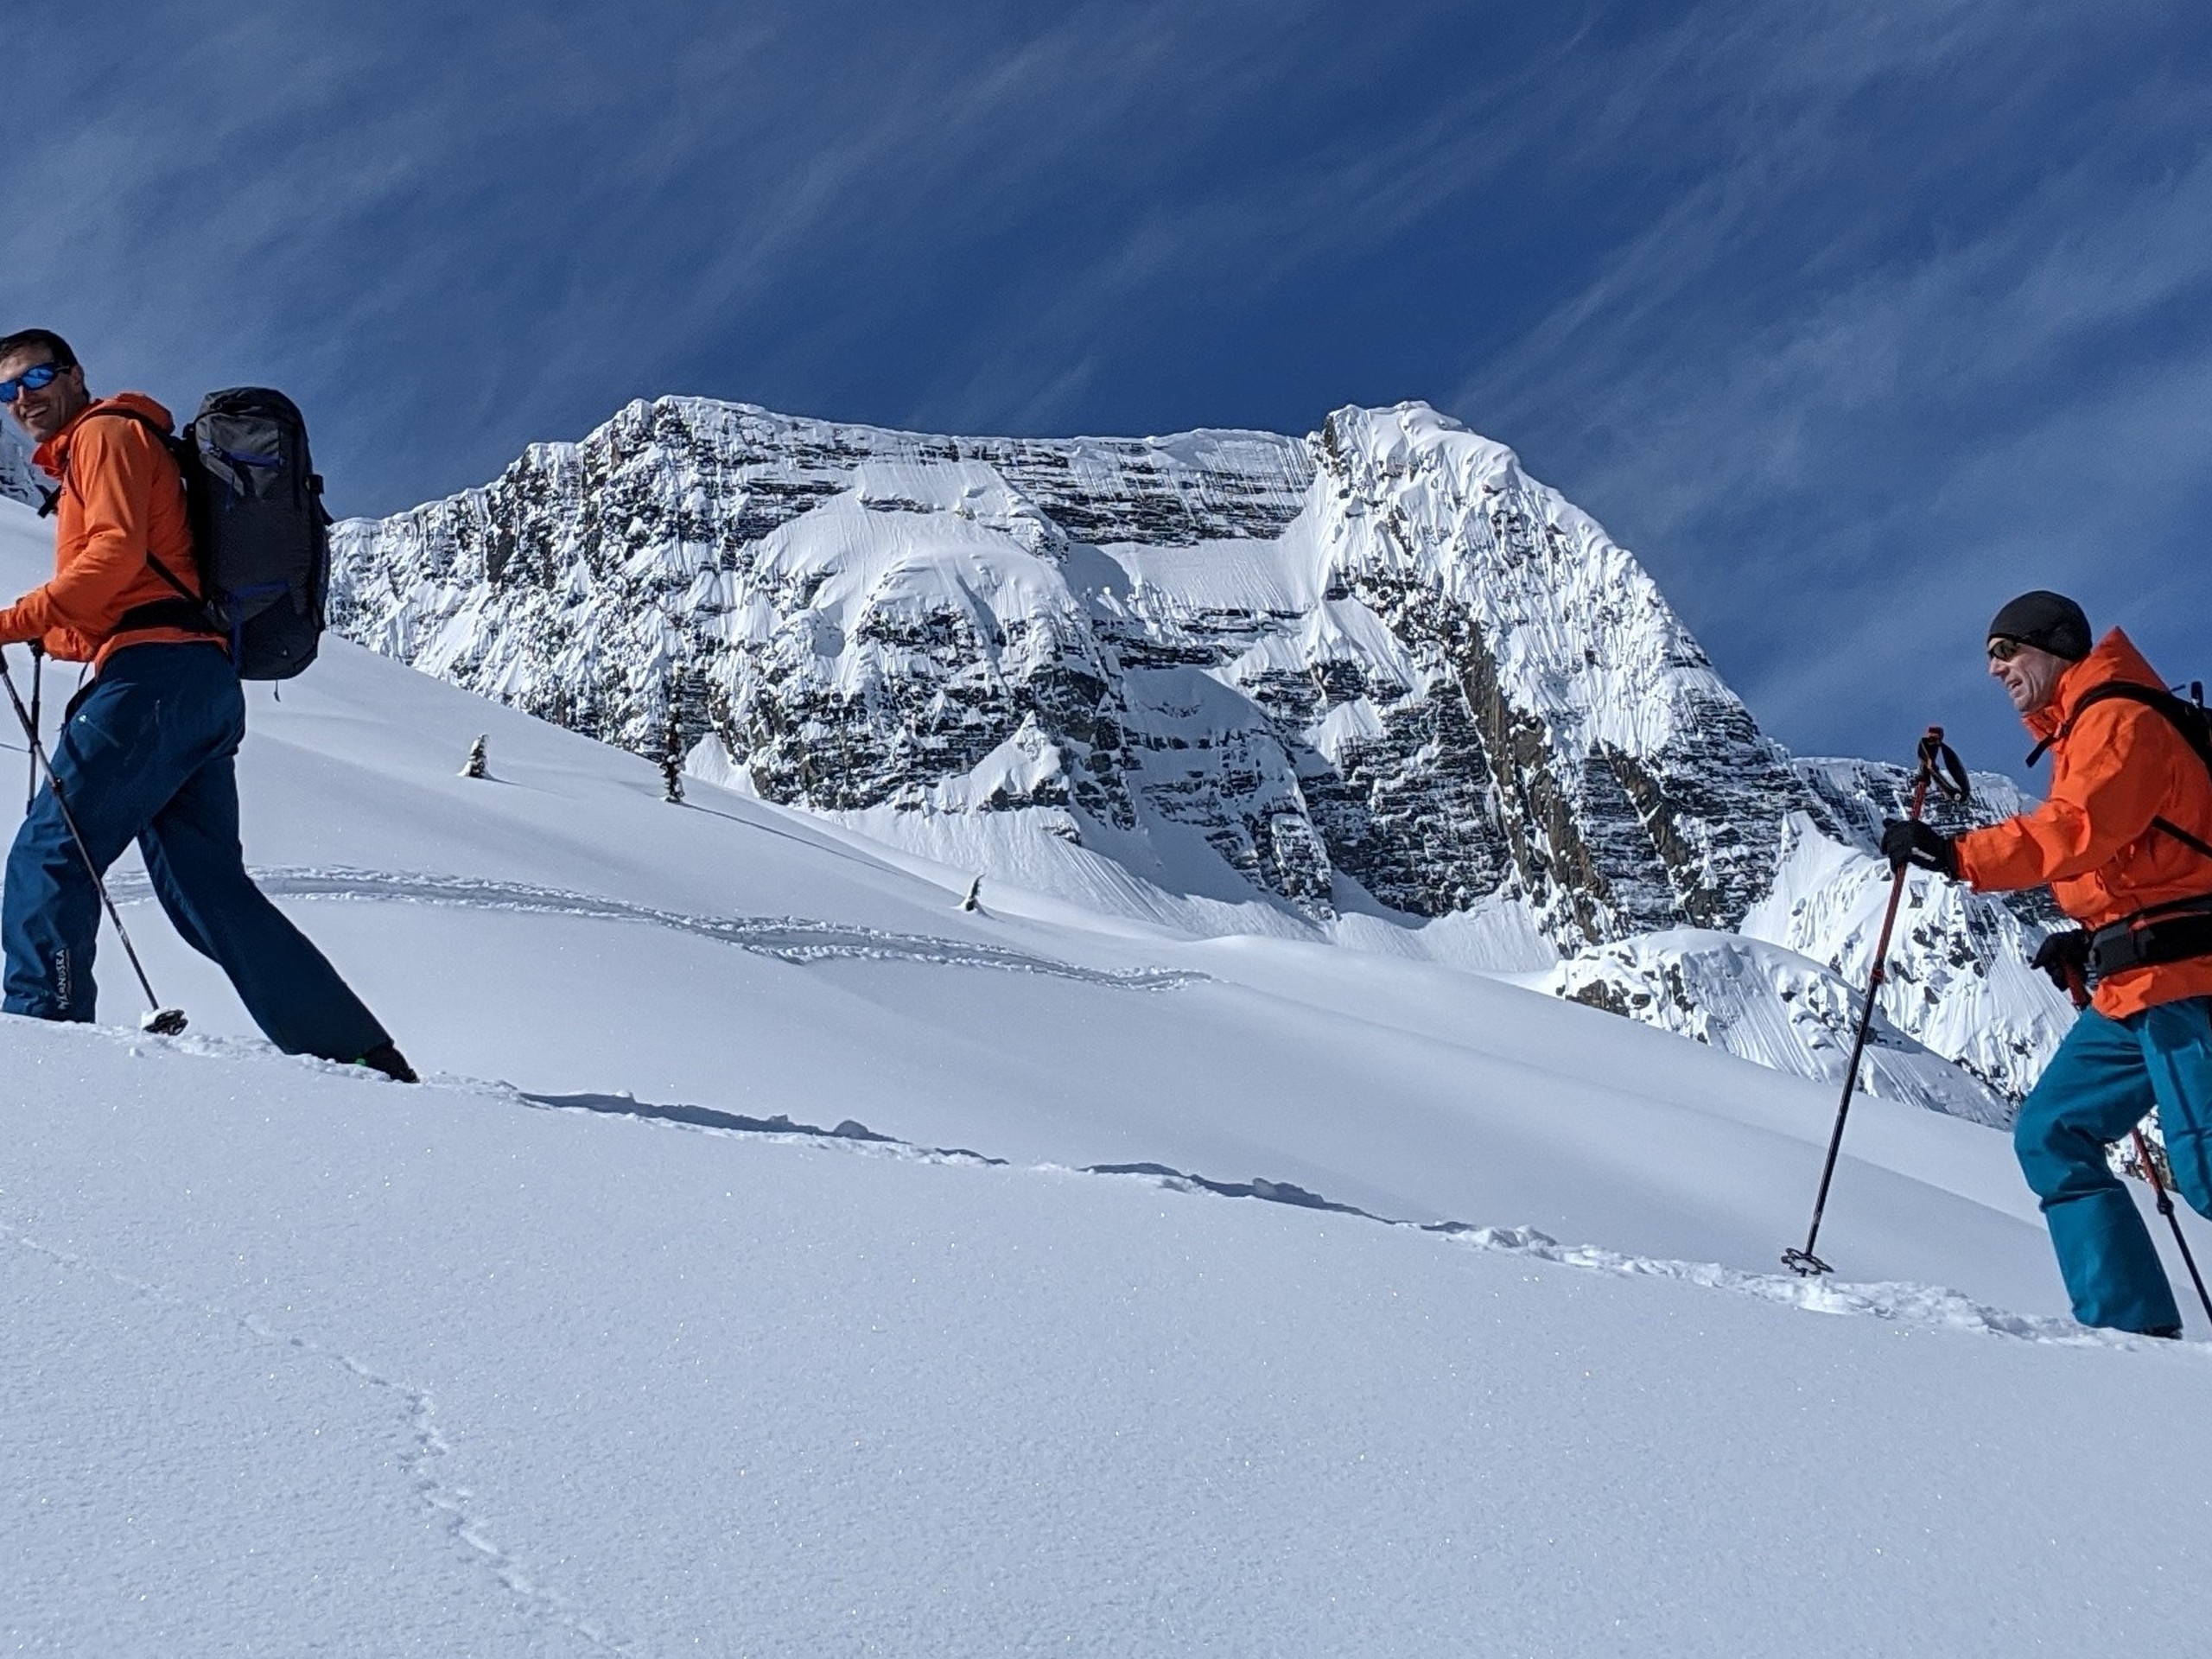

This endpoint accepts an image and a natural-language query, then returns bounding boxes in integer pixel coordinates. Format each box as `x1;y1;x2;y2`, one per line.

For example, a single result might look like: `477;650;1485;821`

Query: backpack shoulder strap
2153;817;2212;862
2030;682;2209;762
53;406;207;607
54;405;184;500
2031;681;2212;863
2075;681;2190;721
61;404;178;454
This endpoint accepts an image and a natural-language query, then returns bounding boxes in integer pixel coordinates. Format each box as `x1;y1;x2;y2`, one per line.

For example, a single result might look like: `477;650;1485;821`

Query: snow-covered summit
1304;402;1811;940
331;395;1799;929
330;394;2069;1109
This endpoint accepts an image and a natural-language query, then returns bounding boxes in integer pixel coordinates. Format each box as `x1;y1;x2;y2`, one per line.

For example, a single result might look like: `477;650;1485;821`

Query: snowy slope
12;1027;2212;1657
0;499;2060;1286
1543;926;2012;1126
6;495;2212;1653
82;637;2050;1279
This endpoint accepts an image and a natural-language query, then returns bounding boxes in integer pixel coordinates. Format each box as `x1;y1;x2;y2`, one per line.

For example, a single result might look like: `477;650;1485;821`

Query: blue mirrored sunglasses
0;362;68;404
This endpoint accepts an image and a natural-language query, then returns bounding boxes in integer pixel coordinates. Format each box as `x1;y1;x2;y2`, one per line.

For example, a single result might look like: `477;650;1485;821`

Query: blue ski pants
3;641;387;1062
2013;996;2212;1333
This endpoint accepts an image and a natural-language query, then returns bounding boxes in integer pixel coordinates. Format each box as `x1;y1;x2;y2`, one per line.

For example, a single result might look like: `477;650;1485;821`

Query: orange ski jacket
0;393;213;670
1955;628;2212;1018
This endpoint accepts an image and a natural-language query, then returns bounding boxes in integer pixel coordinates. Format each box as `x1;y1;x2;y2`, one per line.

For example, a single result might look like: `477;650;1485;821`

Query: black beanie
1987;590;2090;661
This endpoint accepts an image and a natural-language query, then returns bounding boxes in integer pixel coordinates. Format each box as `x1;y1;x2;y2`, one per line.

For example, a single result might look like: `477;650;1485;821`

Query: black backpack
48;389;331;680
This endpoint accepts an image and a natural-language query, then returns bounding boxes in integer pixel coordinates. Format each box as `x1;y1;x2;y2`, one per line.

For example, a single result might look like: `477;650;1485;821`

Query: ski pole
24;640;40;815
2059;964;2212;1325
0;650;188;1036
1785;726;1968;1276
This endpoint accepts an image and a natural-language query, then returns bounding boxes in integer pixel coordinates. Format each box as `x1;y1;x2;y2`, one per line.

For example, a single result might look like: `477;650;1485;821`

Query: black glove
2030;928;2090;994
1880;818;1957;878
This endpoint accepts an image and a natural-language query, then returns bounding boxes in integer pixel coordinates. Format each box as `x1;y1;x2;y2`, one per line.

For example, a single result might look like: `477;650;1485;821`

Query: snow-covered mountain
330;397;2068;1111
0;429;41;508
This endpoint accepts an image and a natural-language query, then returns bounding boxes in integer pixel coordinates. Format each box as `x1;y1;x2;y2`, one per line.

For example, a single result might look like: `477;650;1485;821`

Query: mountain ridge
328;393;2068;1109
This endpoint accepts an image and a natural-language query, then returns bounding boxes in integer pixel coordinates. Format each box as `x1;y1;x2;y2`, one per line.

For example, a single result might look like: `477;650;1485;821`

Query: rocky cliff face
330;396;2069;1113
1303;406;1817;942
330;399;1309;860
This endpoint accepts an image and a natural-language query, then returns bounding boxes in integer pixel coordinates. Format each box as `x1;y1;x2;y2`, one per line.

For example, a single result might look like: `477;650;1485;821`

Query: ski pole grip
1915;727;1942;784
1913;725;1972;806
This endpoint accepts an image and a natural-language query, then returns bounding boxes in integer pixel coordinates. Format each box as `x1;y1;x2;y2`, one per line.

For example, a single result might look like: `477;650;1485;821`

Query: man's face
0;347;90;445
1988;638;2069;715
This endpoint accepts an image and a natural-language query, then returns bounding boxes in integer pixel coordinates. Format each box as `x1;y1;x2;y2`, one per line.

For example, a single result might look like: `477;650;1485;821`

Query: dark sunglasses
0;361;69;404
1986;636;2027;663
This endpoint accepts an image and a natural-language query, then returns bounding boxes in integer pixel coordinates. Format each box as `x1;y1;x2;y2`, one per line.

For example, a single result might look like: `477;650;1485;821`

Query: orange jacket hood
30;391;177;479
0;392;213;667
1956;627;2212;1017
2021;629;2166;745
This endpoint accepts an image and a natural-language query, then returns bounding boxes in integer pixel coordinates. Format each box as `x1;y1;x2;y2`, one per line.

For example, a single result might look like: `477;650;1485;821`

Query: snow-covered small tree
461;735;488;779
660;671;686;804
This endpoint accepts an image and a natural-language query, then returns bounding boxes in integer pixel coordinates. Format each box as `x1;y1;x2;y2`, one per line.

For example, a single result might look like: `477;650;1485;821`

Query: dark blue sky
9;1;2209;778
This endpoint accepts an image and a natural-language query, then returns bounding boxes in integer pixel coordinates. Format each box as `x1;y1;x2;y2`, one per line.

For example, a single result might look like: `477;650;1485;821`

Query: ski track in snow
0;1218;634;1655
106;866;1203;991
515;1090;2195;1355
78;1014;2200;1369
11;1020;2197;1656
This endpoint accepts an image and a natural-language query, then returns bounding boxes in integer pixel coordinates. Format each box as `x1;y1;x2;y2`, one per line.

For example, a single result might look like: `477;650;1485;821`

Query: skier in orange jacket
0;327;413;1080
1884;591;2212;1334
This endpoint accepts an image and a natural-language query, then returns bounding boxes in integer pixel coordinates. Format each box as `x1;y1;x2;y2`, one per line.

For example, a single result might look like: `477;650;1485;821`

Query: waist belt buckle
2087;900;2212;983
2088;925;2141;983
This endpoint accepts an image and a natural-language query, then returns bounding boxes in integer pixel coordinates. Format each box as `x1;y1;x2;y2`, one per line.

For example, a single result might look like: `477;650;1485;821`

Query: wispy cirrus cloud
1452;2;2212;773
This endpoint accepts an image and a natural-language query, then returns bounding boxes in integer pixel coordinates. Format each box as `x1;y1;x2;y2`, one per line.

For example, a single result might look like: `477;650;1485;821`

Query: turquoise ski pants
2014;996;2212;1333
